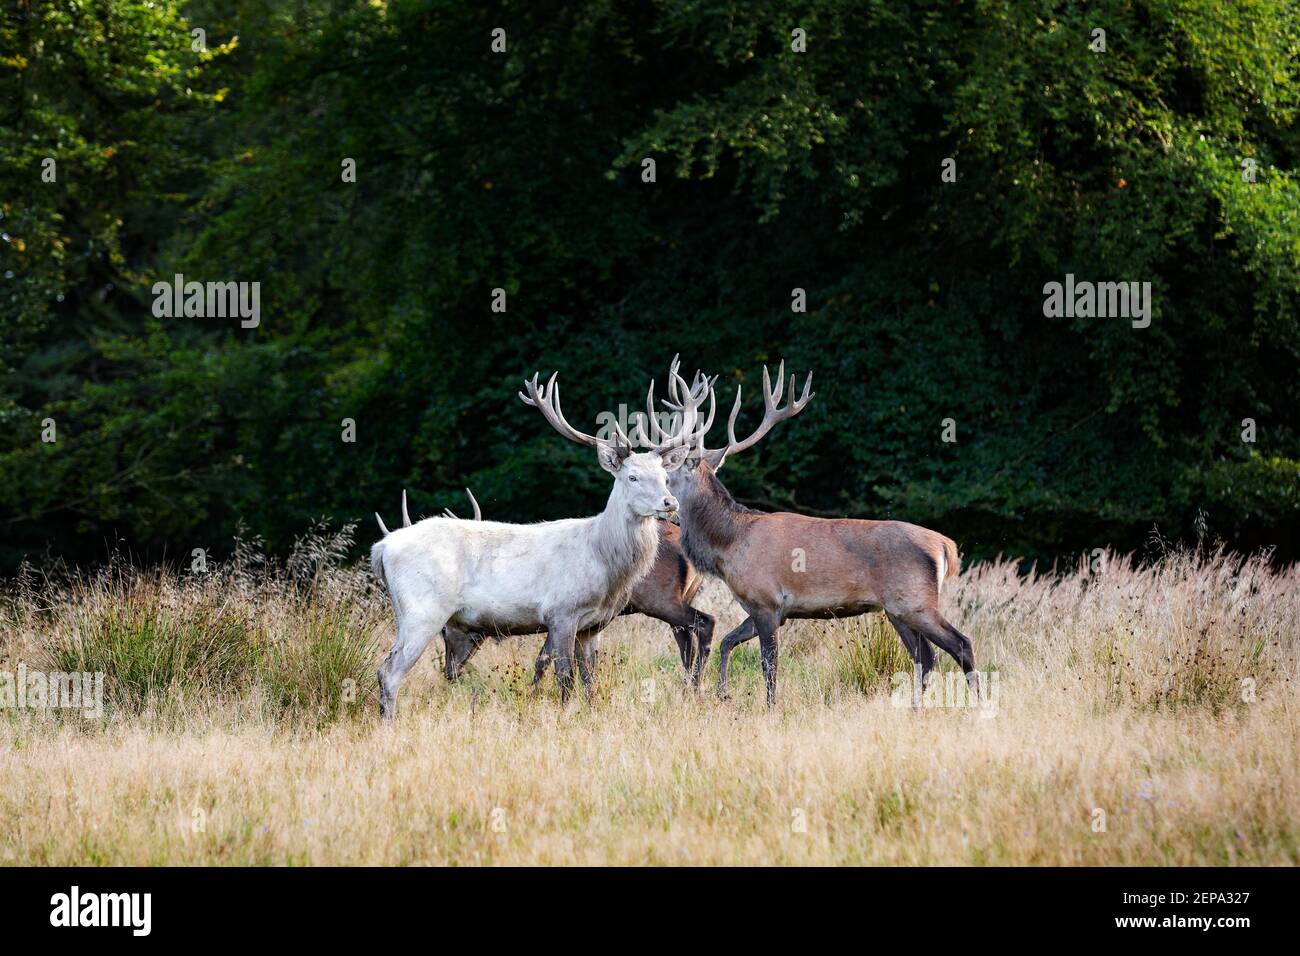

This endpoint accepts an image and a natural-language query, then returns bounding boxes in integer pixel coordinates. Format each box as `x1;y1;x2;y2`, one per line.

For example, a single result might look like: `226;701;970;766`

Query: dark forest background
2;0;1299;572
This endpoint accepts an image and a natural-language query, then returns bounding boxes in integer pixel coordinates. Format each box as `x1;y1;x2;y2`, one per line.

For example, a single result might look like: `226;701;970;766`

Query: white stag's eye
628;475;638;482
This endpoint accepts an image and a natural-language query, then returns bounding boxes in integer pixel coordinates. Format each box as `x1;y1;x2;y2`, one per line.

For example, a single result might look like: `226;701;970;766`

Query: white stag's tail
370;539;389;591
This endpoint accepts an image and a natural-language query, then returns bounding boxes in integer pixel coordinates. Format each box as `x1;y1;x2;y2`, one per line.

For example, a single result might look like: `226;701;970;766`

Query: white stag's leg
378;610;446;720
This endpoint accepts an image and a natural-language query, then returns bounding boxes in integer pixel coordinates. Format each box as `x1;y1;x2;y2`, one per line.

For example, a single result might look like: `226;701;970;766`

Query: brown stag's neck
678;469;757;579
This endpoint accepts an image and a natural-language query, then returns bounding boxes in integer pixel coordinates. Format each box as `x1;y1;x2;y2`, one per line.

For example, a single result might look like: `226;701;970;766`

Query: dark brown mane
705;468;760;514
680;469;755;575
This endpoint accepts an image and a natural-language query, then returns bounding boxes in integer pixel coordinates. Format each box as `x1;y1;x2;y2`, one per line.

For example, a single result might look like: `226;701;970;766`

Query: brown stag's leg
442;626;487;681
689;610;715;688
575;630;600;701
887;613;934;707
754;612;781;709
715;617;757;700
906;608;979;702
647;604;716;687
532;637;555;690
546;621;579;703
670;627;692;673
666;609;717;688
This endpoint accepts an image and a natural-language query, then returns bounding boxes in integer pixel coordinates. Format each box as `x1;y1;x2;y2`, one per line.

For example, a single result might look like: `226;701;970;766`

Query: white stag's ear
596;440;631;475
658;443;690;472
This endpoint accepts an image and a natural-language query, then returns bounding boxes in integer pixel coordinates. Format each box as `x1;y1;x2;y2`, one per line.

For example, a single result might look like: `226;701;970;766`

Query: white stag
370;372;694;717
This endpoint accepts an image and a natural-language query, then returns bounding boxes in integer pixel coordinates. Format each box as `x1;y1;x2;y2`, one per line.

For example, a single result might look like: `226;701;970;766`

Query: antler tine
442;489;481;520
762;360;787;411
662;366;698;412
548;379;581;440
687;371;713;429
669;367;700;419
516;371;543;407
790;371;813;412
702;384;717;434
685;371;717;445
644;366;708;451
695;372;718;408
661;355;709;405
724;382;744;450
641;379;670;445
665;354;685;403
401;489;413;528
633;357;718;453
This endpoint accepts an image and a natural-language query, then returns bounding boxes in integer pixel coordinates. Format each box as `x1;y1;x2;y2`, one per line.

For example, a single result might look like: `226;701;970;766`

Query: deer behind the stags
644;361;978;707
370;372;692;717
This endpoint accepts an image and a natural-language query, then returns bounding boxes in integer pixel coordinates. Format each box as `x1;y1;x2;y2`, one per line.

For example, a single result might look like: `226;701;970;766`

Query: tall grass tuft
261;599;378;722
836;614;912;697
1092;548;1284;713
24;520;385;722
44;569;259;713
259;519;380;721
952;545;1297;714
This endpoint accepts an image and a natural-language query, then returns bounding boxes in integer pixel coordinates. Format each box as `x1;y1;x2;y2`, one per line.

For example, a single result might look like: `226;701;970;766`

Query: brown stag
642;361;978;707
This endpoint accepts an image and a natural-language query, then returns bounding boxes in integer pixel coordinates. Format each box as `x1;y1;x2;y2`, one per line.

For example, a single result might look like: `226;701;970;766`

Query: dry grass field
1;527;1297;866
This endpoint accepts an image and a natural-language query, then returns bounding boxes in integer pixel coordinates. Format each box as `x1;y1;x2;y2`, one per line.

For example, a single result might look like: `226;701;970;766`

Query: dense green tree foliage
3;0;1298;570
